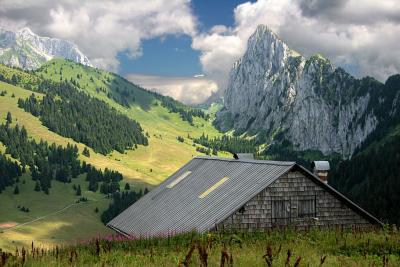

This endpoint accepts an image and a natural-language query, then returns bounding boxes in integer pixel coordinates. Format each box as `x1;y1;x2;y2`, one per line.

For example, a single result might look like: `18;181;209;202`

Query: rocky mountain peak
18;27;35;36
216;24;399;158
0;27;92;69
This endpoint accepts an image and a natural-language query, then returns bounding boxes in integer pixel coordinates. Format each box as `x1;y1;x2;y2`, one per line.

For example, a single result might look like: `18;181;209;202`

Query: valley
0;20;399;265
0;60;227;250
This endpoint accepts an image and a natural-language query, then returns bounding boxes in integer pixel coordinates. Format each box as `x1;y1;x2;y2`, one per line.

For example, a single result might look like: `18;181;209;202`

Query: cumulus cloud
126;73;218;105
0;0;196;71
192;0;400;92
2;0;400;103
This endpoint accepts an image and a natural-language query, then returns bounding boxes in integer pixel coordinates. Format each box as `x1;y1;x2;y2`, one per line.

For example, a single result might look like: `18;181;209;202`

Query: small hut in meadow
107;156;382;237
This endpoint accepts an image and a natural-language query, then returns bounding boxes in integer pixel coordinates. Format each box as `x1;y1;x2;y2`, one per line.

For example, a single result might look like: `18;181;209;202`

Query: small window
272;200;291;219
298;197;316;218
271;198;291;226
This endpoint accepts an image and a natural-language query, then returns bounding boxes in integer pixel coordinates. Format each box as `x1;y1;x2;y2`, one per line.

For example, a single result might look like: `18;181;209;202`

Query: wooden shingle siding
217;171;371;231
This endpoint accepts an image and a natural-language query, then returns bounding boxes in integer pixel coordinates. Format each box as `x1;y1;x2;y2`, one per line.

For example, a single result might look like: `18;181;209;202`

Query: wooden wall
216;170;374;231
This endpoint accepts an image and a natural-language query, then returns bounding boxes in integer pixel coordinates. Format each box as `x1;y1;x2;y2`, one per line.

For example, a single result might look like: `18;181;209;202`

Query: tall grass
1;226;399;266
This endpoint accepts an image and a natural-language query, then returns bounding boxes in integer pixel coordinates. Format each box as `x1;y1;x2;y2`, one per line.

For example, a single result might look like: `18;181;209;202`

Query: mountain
330;119;400;224
0;27;92;69
0;59;225;250
215;25;400;158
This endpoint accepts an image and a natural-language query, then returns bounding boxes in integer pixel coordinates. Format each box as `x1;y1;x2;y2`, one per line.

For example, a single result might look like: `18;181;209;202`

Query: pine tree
34;181;41;191
13;185;19;194
6;111;12;124
11;74;18;85
124;183;130;190
76;185;81;196
94;207;99;213
82;147;90;157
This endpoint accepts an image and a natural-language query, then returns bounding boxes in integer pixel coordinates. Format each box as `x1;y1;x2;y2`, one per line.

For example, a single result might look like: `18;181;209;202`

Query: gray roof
237;153;254;160
107;156;382;236
107;156;295;236
312;161;330;171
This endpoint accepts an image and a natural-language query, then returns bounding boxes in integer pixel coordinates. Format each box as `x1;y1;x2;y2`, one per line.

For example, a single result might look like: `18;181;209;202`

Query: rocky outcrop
216;25;397;157
0;27;91;69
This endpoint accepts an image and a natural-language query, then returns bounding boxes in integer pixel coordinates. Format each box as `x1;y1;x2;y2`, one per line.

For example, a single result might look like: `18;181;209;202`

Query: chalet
107;156;382;237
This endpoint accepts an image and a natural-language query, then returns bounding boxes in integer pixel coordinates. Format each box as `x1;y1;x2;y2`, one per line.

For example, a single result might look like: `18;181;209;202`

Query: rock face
215;25;399;157
0;27;92;69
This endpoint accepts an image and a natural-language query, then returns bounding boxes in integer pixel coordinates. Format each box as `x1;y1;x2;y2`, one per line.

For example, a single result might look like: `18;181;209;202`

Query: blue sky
118;0;251;77
1;0;399;104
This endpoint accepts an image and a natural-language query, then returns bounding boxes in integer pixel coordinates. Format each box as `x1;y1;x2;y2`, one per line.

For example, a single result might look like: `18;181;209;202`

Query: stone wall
216;170;373;231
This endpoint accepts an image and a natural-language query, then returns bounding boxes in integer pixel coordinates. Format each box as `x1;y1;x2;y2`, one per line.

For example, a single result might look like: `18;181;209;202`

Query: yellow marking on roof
166;171;192;188
199;177;229;199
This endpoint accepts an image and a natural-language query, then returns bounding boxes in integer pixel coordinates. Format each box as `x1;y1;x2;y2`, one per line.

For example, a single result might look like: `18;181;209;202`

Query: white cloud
0;0;196;71
126;73;218;105
192;0;400;91
2;0;400;103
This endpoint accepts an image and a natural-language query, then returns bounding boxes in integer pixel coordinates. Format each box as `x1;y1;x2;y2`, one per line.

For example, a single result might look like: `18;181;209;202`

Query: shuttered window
298;196;316;218
271;198;291;225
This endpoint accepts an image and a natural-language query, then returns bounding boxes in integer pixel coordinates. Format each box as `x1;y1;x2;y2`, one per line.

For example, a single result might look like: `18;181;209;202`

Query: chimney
311;161;330;183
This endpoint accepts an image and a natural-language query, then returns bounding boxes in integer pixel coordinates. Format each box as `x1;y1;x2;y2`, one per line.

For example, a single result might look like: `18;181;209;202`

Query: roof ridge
194;156;295;166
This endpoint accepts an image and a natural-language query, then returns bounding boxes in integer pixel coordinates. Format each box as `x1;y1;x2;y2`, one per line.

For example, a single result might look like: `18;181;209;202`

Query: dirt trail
1;196;105;232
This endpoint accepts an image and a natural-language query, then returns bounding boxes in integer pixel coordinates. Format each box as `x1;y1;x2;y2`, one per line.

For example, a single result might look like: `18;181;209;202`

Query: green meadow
0;60;228;250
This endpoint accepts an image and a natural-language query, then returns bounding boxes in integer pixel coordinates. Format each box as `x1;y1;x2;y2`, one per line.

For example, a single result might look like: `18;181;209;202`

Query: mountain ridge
0;27;92;69
215;24;400;158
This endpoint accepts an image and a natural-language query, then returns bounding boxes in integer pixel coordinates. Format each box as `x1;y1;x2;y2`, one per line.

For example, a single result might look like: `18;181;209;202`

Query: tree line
149;91;209;124
101;189;148;224
193;133;257;154
0;120;124;195
0;153;22;193
18;80;148;154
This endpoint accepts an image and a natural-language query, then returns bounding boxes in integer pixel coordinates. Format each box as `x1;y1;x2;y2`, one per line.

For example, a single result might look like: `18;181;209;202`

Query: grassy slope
35;59;226;184
0;60;228;250
0;174;112;251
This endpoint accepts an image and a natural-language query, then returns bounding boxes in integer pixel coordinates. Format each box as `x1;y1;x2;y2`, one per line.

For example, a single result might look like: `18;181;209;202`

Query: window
271;198;291;225
272;200;291;219
298;197;316;218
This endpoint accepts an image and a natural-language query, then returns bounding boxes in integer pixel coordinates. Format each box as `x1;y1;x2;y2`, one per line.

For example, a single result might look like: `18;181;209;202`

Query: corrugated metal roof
107;156;295;236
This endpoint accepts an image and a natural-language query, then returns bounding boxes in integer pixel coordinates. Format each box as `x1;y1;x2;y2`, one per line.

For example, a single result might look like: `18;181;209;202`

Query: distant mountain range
215;25;400;158
0;27;92;69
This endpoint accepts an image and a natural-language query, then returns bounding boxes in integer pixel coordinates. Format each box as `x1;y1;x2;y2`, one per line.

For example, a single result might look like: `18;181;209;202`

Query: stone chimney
311;161;330;183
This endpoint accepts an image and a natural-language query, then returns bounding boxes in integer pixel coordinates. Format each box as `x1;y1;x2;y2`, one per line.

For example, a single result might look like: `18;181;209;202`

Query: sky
1;0;400;105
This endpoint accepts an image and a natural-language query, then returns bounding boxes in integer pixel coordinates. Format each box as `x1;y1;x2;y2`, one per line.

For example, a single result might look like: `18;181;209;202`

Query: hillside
0;60;227;250
0;60;226;184
330;122;400;224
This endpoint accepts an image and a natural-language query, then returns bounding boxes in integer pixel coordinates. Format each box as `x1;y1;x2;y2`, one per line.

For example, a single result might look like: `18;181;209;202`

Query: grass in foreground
1;227;399;266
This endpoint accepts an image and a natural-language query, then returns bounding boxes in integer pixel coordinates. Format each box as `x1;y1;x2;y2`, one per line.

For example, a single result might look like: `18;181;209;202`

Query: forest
18;80;148;154
0;153;22;193
330;131;400;224
0;120;123;195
